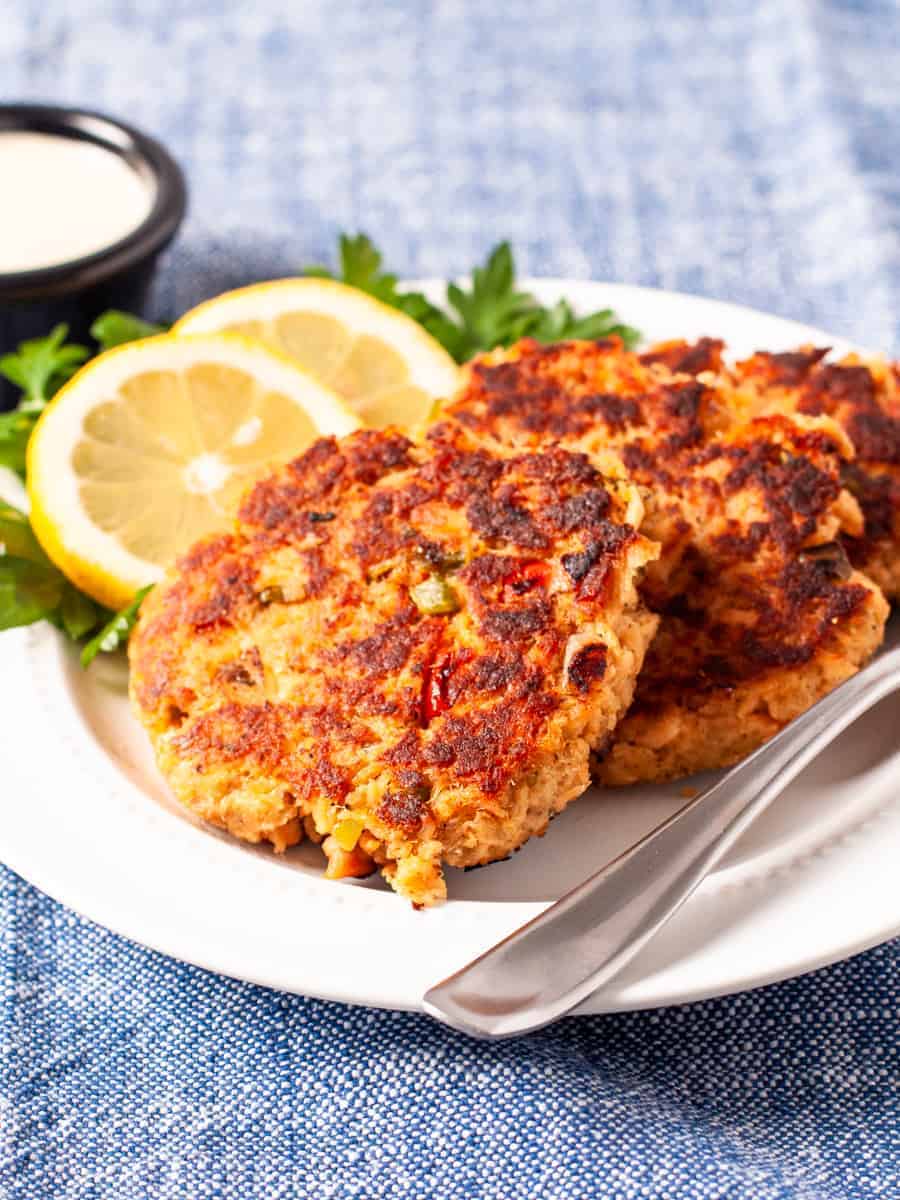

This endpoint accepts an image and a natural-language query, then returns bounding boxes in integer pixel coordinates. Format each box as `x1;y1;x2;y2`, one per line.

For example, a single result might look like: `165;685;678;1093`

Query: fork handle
423;645;900;1039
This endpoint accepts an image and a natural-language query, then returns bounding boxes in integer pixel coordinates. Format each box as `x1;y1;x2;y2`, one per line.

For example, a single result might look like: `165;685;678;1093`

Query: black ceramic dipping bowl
0;104;187;410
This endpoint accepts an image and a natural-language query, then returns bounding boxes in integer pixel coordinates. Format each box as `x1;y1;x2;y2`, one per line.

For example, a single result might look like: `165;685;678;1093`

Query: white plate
1;281;898;1015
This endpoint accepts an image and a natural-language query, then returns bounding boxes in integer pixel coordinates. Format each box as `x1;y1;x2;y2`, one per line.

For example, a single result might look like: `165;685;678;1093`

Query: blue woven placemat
2;2;898;1196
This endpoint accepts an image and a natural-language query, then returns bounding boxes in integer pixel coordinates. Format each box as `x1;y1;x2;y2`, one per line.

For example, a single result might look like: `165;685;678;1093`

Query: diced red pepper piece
420;653;457;726
502;559;551;599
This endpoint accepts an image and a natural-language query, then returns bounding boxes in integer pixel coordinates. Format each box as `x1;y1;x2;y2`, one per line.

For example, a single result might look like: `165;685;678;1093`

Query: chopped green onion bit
410;575;460;615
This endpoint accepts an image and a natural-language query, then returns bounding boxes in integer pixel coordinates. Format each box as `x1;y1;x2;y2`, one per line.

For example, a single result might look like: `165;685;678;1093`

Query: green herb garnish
91;310;167;352
0;324;90;414
526;297;641;345
0;408;37;478
0;499;107;636
307;235;640;362
80;585;153;668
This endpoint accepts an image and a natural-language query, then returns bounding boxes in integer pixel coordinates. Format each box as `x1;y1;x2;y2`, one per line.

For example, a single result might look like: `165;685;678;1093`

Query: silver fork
424;642;900;1039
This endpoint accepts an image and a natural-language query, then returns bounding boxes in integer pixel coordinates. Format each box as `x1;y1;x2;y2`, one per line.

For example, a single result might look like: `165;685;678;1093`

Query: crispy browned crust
440;339;888;782
130;425;658;904
639;337;725;377
730;351;900;600
642;339;900;600
442;337;729;456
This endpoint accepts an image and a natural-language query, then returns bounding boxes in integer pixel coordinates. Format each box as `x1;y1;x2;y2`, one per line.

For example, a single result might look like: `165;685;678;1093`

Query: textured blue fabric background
2;1;899;1196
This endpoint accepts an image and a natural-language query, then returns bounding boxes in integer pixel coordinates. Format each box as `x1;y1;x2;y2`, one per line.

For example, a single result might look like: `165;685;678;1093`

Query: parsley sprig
307;235;640;362
80;585;153;668
91;310;166;352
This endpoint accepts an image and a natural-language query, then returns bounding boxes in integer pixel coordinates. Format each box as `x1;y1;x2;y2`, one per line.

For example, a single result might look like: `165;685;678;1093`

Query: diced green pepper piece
410;575;460;616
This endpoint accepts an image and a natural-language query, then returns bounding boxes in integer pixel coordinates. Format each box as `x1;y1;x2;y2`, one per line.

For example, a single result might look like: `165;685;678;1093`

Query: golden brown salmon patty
129;427;658;905
596;425;888;784
438;339;888;783
637;339;900;599
724;348;900;601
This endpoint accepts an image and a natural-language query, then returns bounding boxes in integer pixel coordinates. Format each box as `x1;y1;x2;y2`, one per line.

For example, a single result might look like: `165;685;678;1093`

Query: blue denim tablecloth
2;2;899;1197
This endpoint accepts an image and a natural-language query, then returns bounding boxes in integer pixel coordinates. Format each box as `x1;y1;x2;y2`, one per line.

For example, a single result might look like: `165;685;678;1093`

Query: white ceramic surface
1;281;898;1014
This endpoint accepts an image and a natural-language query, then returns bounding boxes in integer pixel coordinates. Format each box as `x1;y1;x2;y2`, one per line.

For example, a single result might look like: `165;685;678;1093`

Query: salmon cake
438;338;888;783
722;347;900;601
129;426;658;905
597;419;888;784
637;339;900;599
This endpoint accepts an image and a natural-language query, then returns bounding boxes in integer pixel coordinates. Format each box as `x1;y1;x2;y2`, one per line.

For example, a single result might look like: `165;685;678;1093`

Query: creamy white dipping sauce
0;131;155;273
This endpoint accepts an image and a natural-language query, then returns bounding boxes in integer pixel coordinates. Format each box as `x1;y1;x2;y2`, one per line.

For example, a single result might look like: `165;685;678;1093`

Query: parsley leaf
0;558;65;631
0;408;36;476
390;293;469;362
58;583;103;640
0;500;63;630
0;500;49;563
306;233;396;300
91;310;167;352
305;235;640;362
0;499;106;636
525;298;641;347
0;324;90;414
446;242;540;358
81;585;153;667
446;242;641;355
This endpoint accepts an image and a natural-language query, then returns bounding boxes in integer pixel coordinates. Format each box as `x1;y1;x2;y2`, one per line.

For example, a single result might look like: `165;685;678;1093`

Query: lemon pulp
71;362;319;569
218;312;433;428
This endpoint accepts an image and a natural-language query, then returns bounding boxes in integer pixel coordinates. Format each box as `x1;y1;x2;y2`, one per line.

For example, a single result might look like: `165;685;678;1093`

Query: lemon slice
174;278;461;429
27;333;359;610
